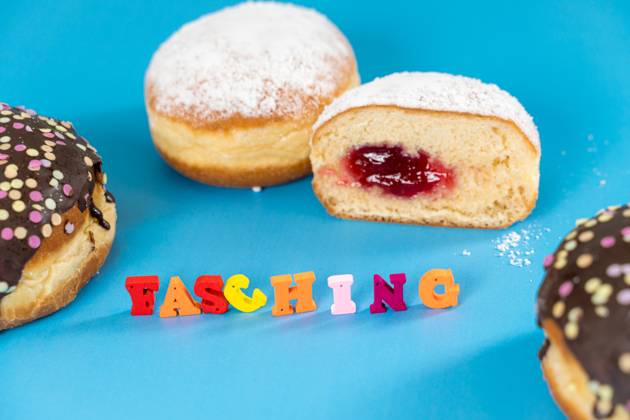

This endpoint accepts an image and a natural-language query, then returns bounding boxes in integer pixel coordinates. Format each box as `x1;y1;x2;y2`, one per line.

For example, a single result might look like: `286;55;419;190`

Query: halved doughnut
310;72;540;228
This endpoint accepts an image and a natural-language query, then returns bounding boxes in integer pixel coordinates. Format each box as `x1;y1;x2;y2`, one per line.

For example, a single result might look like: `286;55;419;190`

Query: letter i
328;274;356;315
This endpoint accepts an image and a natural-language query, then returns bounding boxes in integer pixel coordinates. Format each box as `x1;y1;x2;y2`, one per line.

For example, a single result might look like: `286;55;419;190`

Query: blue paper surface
1;1;629;418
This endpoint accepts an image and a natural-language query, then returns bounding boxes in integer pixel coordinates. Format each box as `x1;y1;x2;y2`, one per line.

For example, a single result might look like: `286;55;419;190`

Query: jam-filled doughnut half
145;2;359;187
0;104;116;330
538;205;630;419
310;72;540;228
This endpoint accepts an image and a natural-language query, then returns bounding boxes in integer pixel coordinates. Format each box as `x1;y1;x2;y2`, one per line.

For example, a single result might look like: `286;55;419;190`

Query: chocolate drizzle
537;205;630;415
0;103;112;300
538;338;550;361
105;190;116;203
89;199;110;230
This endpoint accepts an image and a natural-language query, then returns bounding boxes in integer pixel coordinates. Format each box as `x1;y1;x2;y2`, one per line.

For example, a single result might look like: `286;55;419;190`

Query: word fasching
125;269;460;318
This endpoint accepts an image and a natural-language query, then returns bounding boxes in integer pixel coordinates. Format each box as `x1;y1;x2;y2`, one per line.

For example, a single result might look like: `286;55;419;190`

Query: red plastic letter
194;275;229;314
369;273;407;313
125;275;160;316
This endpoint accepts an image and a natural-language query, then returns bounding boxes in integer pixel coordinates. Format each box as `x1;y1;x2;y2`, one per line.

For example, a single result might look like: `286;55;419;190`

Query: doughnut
537;205;630;419
145;2;359;187
310;72;540;228
0;103;116;330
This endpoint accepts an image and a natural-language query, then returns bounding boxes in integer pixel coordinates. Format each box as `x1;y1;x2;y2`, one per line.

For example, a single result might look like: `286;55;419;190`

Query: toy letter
159;276;202;318
126;275;160;316
223;274;267;313
194;275;229;314
369;273;407;313
327;274;356;315
419;269;460;309
270;271;317;316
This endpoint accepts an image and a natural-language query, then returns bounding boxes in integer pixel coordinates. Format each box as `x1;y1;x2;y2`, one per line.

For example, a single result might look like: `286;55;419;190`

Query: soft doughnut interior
310;106;540;228
0;185;116;329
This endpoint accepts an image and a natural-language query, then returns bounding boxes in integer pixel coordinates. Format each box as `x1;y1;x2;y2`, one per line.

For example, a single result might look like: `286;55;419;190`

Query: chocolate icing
537;205;630;417
0;103;112;300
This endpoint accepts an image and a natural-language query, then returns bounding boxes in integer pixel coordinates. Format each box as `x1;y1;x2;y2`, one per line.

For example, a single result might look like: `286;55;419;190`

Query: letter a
159;276;202;318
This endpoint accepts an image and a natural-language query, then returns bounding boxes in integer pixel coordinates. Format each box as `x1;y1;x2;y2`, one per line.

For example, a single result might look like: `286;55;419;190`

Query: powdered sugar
146;2;355;123
314;72;540;150
494;225;550;268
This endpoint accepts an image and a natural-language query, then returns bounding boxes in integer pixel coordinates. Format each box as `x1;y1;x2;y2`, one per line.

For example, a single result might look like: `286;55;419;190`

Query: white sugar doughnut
310;72;540;228
145;2;359;187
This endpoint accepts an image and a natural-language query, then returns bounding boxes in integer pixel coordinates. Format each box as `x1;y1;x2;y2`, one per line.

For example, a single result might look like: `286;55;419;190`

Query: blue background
1;1;629;418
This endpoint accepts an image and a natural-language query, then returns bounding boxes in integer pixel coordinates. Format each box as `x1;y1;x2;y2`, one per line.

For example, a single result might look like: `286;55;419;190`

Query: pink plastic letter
328;274;357;315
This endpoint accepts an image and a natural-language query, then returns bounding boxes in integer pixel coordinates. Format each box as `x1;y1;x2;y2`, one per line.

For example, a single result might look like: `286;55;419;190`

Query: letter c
223;274;268;313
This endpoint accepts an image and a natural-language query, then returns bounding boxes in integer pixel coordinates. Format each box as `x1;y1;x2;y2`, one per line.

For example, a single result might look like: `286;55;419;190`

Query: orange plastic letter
270;271;317;316
159;276;202;318
419;269;460;309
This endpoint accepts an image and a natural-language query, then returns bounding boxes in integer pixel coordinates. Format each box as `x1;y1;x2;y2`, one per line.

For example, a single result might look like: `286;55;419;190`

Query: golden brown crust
311;105;541;158
0;190;116;331
0;232;113;331
155;139;312;187
147;70;360;188
145;62;360;131
541;320;630;420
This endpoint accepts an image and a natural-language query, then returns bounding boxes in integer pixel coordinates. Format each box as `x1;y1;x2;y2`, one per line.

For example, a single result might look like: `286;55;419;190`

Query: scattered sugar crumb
493;225;550;268
462;249;471;256
587;133;594;141
599;179;607;188
252;186;262;193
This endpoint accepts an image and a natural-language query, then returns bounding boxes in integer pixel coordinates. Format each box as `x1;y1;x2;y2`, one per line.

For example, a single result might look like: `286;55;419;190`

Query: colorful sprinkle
618;353;630;374
13;227;26;240
558;281;573;298
617;289;630;305
1;227;13;240
62;184;73;197
577;254;594;268
29;191;42;202
27;235;41;249
552;301;565;318
585;277;602;293
64;222;75;234
600;236;616;248
607;264;623;278
28;210;42;224
41;224;52;238
51;213;62;226
543;254;555;268
578;231;594;242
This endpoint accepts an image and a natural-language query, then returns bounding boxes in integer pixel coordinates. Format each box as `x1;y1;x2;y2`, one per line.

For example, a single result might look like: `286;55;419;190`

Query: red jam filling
344;145;454;198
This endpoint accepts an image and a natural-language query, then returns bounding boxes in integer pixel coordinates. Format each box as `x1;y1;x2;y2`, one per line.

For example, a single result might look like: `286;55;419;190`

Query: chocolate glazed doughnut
0;103;117;330
537;205;630;419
